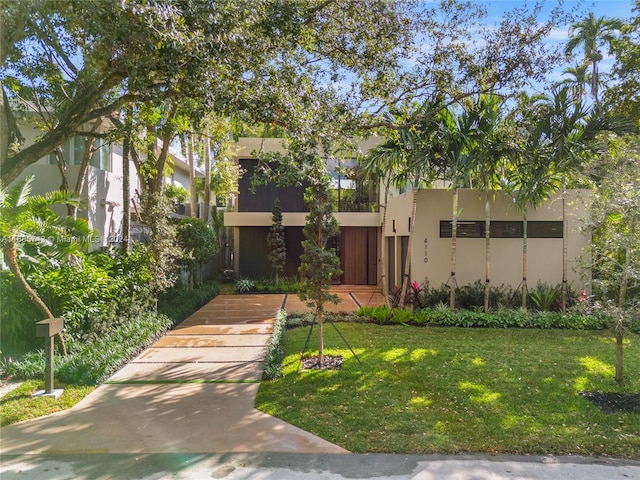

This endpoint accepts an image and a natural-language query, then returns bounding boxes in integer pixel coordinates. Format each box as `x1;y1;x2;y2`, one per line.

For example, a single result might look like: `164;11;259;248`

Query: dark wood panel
238;159;307;212
341;227;377;285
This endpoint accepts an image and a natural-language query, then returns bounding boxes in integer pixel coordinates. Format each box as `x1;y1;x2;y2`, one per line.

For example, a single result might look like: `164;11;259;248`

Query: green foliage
356;305;392;324
163;184;189;204
236;278;255;293
262;310;287;380
176;217;218;286
266;198;286;284
177;217;218;265
0;271;40;353
138;192;180;293
4;312;172;385
353;305;609;330
244;277;302;294
390;308;414;325
157;281;219;326
529;282;562;311
1;245;159;353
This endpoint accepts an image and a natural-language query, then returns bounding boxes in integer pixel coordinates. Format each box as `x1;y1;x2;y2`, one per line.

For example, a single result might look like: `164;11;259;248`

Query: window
73;136;86;165
440;220;563;238
490;221;522;238
440;221;483;238
48;140;71;165
91;140;111;171
528;221;563;238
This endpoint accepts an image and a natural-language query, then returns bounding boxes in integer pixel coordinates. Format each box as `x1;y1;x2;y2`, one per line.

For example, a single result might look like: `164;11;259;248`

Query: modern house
224;137;591;293
224;137;381;284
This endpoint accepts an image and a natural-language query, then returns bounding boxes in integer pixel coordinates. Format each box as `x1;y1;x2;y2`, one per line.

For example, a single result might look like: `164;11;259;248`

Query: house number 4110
423;238;428;263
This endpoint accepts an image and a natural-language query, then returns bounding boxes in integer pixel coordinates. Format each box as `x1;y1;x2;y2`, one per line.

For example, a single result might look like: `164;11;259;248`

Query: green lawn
0;380;95;426
256;324;640;459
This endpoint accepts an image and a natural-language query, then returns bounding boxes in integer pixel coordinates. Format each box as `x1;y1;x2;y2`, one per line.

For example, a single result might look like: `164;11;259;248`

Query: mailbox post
34;318;64;398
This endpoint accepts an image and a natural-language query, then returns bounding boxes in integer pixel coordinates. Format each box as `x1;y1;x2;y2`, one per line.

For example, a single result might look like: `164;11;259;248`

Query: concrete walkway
2;289;639;479
0;293;351;455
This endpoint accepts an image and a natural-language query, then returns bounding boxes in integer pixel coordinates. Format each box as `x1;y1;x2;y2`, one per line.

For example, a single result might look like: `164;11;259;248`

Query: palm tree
362;120;416;306
438;106;473;309
531;86;633;310
565;12;623;103
562;64;591;104
505;93;562;308
0;175;91;354
363;101;446;308
464;94;510;312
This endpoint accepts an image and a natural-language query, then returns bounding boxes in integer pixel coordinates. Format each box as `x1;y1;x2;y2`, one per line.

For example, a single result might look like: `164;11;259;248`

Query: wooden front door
341;227;377;285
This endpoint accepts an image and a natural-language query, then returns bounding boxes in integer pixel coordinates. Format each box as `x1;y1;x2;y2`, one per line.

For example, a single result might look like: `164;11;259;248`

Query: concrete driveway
0;294;346;455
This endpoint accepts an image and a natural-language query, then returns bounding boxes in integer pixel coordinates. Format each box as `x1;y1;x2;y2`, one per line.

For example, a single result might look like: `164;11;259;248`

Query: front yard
256;324;640;459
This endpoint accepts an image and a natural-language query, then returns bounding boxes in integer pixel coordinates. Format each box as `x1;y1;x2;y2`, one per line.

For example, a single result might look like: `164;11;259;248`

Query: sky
477;1;637;87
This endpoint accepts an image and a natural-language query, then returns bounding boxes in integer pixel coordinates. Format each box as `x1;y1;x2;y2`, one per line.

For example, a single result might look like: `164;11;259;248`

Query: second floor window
48;137;111;171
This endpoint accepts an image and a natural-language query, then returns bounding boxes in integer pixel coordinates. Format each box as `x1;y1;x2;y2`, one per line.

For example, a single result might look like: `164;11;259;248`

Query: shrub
176;217;218;286
236;278;255;293
158;281;219;326
4;312;172;385
529;282;562;311
262;310;287;380
354;305;609;330
389;308;413;325
0;271;41;354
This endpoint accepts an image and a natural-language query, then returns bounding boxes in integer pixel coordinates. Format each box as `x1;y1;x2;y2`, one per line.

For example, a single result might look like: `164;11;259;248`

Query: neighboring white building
11;119;205;249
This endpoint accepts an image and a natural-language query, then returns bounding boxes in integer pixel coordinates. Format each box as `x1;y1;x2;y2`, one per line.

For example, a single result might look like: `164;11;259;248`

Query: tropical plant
529;283;562;312
565;12;623;103
463;94;512;312
176;217;217;287
363;100;448;307
505;92;562;308
0;175;92;355
539;86;634;311
236;278;254;293
438;104;477;309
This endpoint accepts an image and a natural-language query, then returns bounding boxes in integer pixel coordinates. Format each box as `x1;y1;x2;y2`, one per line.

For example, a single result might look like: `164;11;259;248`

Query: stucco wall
384;189;591;292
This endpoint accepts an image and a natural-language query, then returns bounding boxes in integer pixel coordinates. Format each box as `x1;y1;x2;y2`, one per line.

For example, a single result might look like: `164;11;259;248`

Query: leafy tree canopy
2;0;570;185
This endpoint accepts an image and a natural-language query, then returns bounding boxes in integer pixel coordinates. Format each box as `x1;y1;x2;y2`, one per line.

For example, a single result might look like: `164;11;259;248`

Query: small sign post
33;318;64;399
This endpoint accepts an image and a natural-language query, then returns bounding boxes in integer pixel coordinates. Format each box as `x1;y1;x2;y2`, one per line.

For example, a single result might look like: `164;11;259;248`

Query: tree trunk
1;81;25;169
619;238;632;307
380;182;390;305
561;185;568;313
450;188;458;309
4;240;67;356
204;135;211;224
615;330;623;384
69;136;97;219
53;147;69;194
484;188;491;313
317;304;324;367
522;208;528;309
188;133;197;218
399;187;418;307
